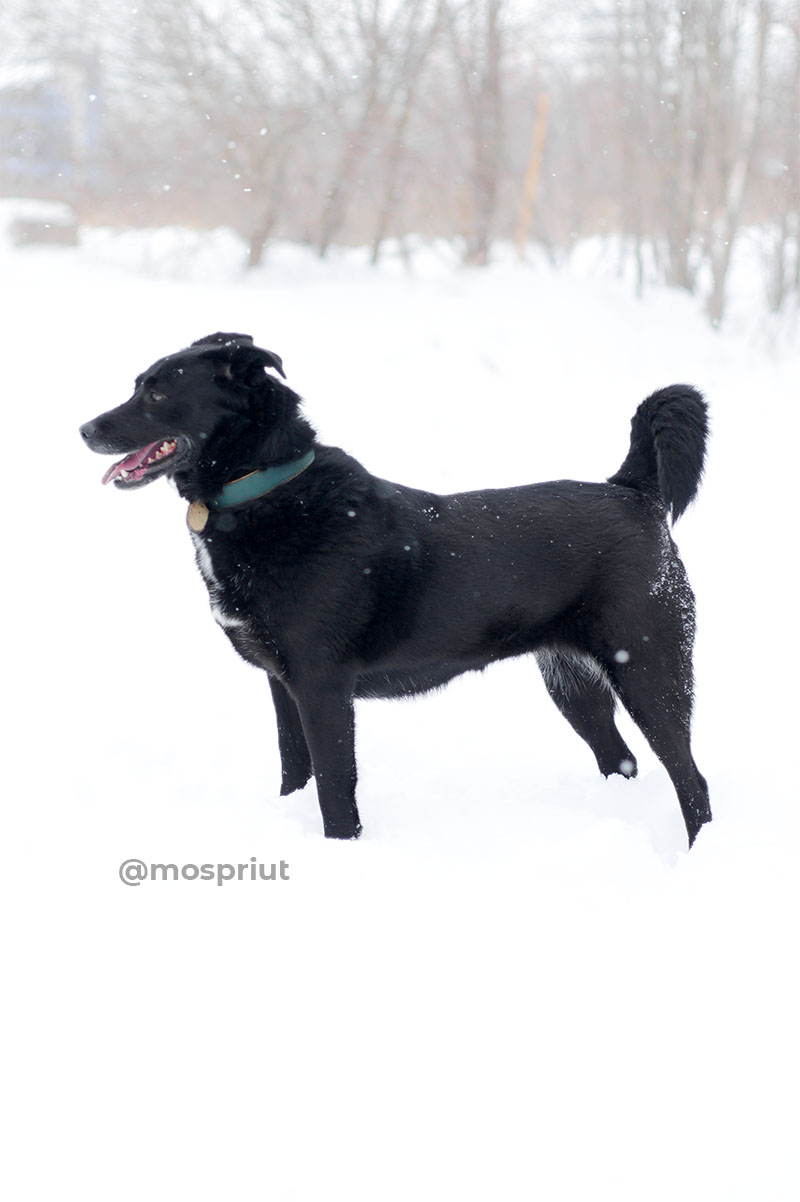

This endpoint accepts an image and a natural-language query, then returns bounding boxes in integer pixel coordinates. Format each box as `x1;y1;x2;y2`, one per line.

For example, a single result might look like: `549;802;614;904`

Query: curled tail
608;385;709;522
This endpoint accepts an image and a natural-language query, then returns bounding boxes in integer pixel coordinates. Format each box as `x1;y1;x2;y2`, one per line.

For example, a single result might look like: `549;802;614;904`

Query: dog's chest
190;531;289;678
191;533;252;632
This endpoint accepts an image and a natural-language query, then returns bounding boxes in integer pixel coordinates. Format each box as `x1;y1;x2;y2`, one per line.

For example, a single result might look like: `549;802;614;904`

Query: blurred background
1;0;797;326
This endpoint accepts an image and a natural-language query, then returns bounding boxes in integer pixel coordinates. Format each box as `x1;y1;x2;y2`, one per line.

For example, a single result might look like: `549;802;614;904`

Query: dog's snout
80;420;98;444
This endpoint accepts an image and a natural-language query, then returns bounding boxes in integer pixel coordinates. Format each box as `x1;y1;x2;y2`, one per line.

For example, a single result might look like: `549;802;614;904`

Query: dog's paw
280;767;312;796
322;817;363;840
600;755;638;779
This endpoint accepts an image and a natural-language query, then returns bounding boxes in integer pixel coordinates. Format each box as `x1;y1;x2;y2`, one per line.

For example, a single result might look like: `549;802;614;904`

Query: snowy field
3;227;798;1200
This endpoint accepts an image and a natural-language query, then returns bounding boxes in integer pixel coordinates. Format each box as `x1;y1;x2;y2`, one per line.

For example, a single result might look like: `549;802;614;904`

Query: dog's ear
194;333;287;382
240;345;286;380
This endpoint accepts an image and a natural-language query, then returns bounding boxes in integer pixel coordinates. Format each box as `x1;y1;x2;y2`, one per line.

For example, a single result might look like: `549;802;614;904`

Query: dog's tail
608;385;708;522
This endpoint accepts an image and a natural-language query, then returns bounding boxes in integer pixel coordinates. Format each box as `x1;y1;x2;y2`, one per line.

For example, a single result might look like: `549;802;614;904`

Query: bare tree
759;7;800;310
704;0;773;324
368;0;444;264
441;0;507;265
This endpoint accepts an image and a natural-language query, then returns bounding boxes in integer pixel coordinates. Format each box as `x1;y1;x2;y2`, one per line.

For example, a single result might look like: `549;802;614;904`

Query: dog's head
80;333;307;498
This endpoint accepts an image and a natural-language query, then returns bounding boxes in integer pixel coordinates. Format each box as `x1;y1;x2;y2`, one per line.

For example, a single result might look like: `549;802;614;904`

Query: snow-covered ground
2;228;798;1200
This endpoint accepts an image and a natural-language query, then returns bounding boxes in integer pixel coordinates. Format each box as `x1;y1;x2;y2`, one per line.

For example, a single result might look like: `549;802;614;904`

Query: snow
2;230;798;1200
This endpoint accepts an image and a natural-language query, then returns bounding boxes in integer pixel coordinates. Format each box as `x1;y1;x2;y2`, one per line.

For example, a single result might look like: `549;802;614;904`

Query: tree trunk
515;92;549;259
706;0;771;325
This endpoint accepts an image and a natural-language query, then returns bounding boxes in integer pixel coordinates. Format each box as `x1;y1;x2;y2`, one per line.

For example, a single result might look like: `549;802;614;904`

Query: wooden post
516;92;550;260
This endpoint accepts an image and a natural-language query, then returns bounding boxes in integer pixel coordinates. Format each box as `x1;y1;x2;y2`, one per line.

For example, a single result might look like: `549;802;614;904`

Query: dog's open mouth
102;438;180;487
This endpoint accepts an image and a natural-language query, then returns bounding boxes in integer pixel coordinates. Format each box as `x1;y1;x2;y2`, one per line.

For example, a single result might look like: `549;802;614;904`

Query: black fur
608;386;708;520
80;334;711;847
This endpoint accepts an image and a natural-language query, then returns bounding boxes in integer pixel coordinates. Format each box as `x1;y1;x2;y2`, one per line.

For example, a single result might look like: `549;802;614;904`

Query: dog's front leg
295;678;362;839
268;677;313;796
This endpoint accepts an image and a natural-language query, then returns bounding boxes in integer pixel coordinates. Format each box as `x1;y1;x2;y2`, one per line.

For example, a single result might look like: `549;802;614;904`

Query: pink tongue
102;440;162;485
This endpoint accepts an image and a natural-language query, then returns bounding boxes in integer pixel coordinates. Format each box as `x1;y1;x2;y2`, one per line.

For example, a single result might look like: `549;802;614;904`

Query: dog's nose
80;420;97;444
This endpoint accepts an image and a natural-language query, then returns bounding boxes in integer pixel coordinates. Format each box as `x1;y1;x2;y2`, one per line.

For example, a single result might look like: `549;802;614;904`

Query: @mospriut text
119;858;290;887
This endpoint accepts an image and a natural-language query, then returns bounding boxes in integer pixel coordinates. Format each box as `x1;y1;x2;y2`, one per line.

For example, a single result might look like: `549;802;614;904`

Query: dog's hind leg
592;598;711;848
536;649;637;779
269;677;312;796
294;676;362;840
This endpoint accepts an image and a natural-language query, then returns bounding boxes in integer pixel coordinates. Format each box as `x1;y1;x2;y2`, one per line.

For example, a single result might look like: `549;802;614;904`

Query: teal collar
208;449;316;511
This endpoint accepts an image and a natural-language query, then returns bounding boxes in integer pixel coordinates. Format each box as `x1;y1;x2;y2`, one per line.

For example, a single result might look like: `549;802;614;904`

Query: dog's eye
149;390;167;404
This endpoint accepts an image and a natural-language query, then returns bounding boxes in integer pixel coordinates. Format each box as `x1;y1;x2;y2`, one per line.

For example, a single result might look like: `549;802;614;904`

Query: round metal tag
187;501;209;532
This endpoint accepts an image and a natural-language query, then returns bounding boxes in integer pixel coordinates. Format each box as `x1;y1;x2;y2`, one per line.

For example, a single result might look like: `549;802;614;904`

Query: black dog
80;333;711;846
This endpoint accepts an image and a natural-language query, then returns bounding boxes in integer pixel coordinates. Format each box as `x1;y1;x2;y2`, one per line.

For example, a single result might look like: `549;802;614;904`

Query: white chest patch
191;533;248;630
